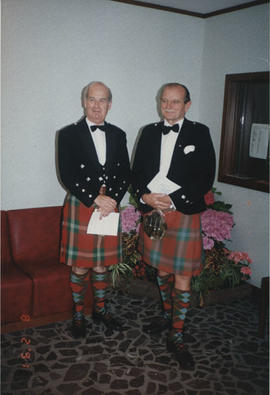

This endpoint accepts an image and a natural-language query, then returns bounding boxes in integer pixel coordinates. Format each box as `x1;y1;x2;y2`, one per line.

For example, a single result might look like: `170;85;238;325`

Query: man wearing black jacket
132;83;215;369
58;81;130;338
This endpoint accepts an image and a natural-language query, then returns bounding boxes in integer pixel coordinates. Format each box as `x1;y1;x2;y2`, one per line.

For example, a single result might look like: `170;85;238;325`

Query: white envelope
87;210;120;236
147;172;181;194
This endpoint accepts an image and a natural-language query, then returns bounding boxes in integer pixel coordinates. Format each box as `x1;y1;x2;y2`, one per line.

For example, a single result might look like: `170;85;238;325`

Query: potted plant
192;189;252;305
110;188;252;306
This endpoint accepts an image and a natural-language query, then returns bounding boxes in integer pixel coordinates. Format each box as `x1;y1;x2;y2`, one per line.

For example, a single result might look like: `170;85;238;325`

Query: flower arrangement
109;189;156;286
108;202;151;286
110;187;252;304
191;188;252;300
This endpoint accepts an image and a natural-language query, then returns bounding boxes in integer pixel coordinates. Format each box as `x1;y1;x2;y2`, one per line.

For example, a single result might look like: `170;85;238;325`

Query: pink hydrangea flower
201;209;234;242
202;236;215;250
121;205;141;233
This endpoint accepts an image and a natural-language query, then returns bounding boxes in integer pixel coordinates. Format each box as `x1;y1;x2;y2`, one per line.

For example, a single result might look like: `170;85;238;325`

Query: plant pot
191;283;253;307
111;275;253;309
111;276;160;300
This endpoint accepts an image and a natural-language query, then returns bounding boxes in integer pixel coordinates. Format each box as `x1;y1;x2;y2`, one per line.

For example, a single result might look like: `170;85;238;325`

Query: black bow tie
163;124;179;135
90;124;106;132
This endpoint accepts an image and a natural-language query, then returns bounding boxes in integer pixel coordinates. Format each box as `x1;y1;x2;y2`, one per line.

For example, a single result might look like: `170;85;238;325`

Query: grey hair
158;82;191;104
81;81;112;103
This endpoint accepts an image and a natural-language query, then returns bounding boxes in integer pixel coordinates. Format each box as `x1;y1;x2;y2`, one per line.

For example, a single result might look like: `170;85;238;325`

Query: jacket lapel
171;118;189;156
177;118;190;142
78;118;100;169
167;118;190;175
152;122;163;172
104;122;116;166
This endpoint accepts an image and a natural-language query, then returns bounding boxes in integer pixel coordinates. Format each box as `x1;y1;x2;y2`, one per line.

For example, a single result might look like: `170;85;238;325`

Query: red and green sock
91;270;109;314
170;288;191;346
70;270;90;321
157;273;174;321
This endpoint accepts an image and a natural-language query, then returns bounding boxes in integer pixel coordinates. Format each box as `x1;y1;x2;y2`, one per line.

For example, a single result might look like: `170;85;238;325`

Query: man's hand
94;195;117;217
142;193;172;211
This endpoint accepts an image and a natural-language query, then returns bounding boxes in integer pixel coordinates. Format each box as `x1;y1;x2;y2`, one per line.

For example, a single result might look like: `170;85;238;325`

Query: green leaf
210;201;233;213
128;185;139;209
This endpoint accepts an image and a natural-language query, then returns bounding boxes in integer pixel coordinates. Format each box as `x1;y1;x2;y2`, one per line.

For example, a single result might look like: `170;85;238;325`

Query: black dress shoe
71;317;86;339
143;316;171;334
167;338;195;370
92;311;123;331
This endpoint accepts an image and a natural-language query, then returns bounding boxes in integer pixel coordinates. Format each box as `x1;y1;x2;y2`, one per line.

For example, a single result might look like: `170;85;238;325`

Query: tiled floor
1;283;269;395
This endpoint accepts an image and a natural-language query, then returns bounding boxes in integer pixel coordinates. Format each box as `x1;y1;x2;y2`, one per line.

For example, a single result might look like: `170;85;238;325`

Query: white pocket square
184;145;195;154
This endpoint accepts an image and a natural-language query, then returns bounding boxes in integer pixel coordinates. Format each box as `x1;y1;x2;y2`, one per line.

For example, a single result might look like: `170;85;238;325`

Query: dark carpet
1;284;269;395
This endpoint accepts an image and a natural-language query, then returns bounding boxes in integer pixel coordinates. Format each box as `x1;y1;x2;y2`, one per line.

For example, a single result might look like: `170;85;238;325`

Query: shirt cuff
140;197;146;204
170;198;176;209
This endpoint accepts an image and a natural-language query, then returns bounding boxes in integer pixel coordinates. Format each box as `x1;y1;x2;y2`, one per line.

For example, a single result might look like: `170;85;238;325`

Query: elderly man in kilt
58;81;130;338
131;83;216;369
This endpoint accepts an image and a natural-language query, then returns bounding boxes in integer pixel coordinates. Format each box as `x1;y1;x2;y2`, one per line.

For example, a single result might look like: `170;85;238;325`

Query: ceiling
110;0;268;17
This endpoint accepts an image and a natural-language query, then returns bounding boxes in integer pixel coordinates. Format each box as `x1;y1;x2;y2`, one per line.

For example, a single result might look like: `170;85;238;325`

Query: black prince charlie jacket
132;118;216;215
58;117;130;207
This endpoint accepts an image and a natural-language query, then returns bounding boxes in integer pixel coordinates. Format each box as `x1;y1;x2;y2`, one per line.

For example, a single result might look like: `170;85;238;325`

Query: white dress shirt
160;119;184;175
86;118;106;166
141;119;184;207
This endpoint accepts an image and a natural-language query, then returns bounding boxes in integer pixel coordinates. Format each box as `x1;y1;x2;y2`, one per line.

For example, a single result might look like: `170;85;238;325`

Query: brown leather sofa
1;206;93;333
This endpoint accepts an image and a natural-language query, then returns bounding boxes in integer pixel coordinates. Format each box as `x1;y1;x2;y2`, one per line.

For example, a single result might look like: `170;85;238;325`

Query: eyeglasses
160;98;185;106
87;97;110;104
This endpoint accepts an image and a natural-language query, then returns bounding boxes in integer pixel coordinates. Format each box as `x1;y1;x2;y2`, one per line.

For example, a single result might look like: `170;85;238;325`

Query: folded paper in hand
147;172;181;194
87;209;119;236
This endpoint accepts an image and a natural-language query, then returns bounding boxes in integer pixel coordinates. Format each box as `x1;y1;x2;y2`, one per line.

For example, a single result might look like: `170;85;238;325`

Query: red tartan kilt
138;210;203;277
60;194;122;268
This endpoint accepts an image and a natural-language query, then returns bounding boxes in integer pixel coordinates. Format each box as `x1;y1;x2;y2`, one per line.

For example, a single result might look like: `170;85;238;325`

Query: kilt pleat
138;210;203;276
60;194;122;268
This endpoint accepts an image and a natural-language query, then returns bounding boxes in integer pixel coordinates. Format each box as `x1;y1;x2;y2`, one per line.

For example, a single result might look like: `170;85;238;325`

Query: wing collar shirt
159;119;184;209
85;118;106;166
160;119;184;175
140;119;184;207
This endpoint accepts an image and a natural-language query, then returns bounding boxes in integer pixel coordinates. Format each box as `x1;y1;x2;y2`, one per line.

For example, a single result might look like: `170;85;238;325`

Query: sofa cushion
22;261;72;317
15;261;93;317
1;211;33;324
1;267;33;324
7;206;93;318
7;206;62;266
